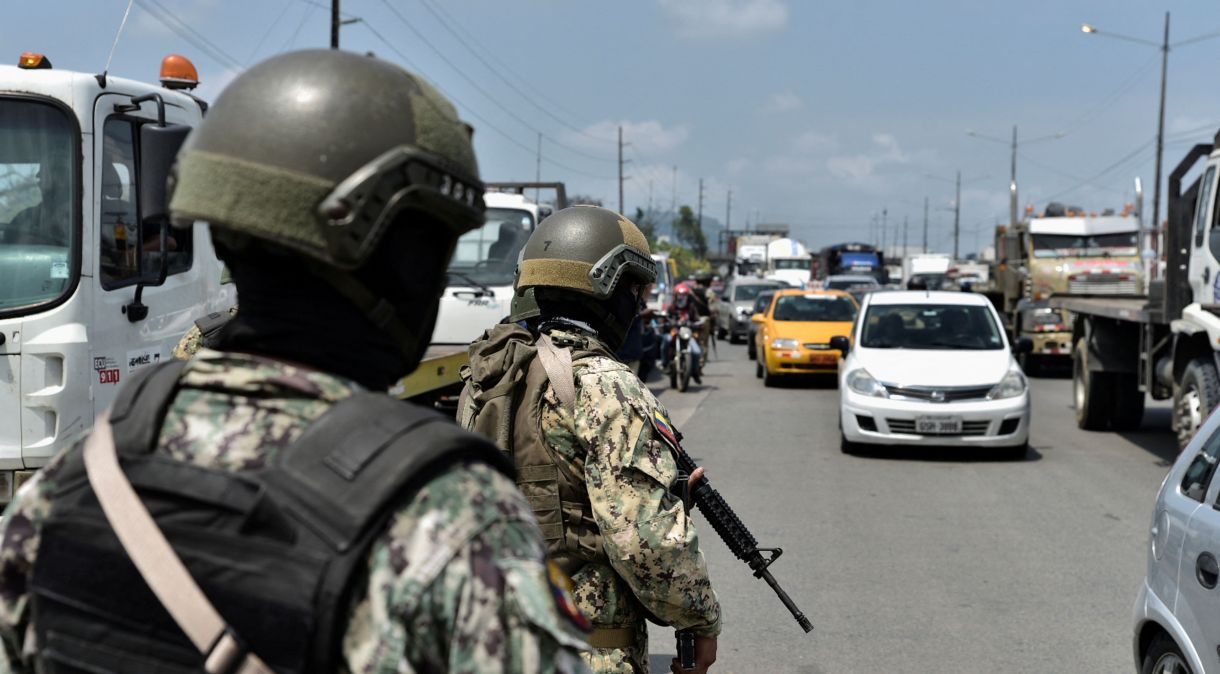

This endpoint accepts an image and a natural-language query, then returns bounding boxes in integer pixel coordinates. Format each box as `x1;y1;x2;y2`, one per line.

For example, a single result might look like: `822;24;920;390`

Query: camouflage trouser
582;621;649;673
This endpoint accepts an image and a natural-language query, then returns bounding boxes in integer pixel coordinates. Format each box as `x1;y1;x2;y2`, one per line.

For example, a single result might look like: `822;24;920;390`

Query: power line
358;21;615;180
413;0;615;145
377;0;616;165
132;0;242;71
248;0;296;62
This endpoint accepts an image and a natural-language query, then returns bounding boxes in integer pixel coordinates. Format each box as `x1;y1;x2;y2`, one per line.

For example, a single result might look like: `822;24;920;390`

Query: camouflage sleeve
171;324;204;360
348;462;591;673
573;365;722;637
0;450;72;673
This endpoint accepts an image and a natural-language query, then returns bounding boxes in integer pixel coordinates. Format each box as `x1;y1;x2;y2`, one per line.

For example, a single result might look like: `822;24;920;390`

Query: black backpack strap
108;360;189;456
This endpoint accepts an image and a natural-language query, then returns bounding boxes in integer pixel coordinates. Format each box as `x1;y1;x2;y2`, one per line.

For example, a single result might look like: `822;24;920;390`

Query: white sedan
833;291;1032;458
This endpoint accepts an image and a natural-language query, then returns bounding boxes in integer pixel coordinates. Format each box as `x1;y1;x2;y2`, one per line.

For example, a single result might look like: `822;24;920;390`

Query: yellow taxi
752;288;858;386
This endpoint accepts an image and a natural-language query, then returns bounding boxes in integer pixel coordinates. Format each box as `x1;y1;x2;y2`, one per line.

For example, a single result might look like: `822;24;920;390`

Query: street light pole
953;171;962;259
1010;125;1018;228
1152;11;1170;234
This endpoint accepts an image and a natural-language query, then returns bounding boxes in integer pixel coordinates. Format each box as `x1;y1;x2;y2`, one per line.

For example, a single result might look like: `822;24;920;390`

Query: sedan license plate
810;352;837;364
916;415;962;435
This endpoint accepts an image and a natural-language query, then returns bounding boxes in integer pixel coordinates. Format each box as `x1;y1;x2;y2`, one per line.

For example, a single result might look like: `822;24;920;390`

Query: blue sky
9;0;1220;254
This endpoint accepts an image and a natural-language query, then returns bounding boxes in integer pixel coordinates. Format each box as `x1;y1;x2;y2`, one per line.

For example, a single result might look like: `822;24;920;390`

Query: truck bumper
1031;332;1072;357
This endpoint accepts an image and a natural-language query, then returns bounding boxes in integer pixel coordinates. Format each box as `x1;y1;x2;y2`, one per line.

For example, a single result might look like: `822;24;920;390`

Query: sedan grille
804;343;833;350
886;419;991;436
884;385;994;402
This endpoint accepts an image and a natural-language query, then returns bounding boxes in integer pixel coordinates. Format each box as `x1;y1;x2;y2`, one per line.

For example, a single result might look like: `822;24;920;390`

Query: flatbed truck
1053;132;1220;447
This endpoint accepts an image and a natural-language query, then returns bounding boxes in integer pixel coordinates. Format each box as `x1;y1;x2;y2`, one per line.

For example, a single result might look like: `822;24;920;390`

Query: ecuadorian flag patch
547;560;592;632
652;409;682;450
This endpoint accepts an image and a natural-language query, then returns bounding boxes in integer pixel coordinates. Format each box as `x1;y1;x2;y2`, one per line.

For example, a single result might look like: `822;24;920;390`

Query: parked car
1132;409;1220;674
835;290;1031;457
747;290;779;360
824;274;882;303
716;278;786;343
752;289;857;386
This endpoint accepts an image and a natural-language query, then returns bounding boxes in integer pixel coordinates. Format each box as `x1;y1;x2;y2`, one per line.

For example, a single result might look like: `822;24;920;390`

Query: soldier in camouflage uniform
0;50;589;673
461;207;721;673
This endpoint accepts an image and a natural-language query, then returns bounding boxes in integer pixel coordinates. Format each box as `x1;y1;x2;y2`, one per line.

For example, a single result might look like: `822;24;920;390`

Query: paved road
643;341;1176;674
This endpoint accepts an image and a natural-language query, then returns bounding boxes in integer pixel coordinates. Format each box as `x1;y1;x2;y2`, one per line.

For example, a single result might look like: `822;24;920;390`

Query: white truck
0;53;234;501
764;238;811;287
902;253;952;287
1053;130;1220;446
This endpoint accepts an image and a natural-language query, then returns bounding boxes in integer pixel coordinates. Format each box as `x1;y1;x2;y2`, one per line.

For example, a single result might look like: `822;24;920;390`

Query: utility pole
922;196;929;253
617;126;625;215
881;208;888;253
1010;125;1018;227
330;0;340;48
953;170;962;259
1152;11;1170;234
902;215;908;256
696;179;705;258
671;165;677;215
647;180;654;217
535;132;542;203
726;188;732;230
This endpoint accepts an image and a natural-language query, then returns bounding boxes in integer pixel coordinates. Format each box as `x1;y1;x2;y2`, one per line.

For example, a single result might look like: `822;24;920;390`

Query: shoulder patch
651;409;682;451
547;560;592;632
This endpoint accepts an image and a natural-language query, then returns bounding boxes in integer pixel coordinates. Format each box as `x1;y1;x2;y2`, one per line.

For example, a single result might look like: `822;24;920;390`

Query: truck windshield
773;258;809;270
839;251;879;270
861;304;1003;350
447;207;534;287
0;99;76;314
1031;232;1138;258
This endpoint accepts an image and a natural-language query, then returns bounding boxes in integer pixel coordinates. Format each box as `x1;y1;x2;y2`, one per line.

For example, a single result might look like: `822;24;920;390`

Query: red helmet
674;285;693;296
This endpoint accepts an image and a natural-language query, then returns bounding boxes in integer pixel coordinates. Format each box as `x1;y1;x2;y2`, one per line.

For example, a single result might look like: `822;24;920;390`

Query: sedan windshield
447;207;534;286
0;98;76;314
733;284;775;301
826;278;878;291
772;294;856;322
861;304;1003;350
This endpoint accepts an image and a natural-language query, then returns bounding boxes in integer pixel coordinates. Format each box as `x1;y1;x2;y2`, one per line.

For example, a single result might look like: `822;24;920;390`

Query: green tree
567;193;603;207
633;207;658;247
672;205;707;259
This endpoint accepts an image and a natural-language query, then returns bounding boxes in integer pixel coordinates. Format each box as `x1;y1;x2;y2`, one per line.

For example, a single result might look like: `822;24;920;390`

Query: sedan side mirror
1013;336;1033;354
751;314;765;323
830;335;851;354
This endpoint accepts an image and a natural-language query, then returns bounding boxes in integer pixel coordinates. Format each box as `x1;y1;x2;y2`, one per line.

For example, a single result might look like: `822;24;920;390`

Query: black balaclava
213;217;452;391
536;282;641;352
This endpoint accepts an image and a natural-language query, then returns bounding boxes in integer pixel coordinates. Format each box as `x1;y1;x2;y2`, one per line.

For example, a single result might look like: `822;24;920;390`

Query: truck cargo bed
1049;296;1164;324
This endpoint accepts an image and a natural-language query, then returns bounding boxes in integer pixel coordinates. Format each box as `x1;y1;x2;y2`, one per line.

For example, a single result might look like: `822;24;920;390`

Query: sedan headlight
736;305;751;317
771;338;800;350
988;370;1027;400
846;368;887;397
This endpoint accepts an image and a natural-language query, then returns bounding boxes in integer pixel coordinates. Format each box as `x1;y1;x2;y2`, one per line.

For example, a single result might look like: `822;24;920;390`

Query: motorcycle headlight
988;370;1027;400
770;338;800;350
846;368;887;397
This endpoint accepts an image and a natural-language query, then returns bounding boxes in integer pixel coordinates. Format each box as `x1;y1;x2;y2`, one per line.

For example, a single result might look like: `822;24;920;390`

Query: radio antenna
97;0;136;88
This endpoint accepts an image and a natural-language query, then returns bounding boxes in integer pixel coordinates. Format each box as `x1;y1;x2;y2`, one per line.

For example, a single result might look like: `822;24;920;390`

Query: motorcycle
665;315;705;392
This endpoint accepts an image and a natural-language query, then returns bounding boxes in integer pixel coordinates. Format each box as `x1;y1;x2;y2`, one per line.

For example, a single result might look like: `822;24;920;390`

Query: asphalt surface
642;341;1177;674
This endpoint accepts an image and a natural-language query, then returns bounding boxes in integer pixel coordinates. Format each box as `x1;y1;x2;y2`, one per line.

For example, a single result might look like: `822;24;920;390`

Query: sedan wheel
1141;634;1192;674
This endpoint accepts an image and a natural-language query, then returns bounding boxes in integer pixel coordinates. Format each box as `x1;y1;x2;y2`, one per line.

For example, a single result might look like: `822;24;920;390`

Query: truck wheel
1176;358;1220;449
1073;336;1113;430
1111;373;1145;431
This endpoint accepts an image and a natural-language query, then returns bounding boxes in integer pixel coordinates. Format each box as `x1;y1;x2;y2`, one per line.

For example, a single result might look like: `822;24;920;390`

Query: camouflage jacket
0;350;590;673
539;329;721;636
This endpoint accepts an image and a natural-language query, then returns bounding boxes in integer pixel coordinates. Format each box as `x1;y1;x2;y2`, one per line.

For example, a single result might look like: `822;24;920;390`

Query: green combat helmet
508;287;541;325
516;205;656;345
169;49;484;365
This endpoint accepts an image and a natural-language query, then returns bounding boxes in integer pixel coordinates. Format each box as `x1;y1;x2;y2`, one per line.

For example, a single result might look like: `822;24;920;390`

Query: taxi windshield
0;98;76;315
861;304;1004;350
772;294;856;322
447;207;534;286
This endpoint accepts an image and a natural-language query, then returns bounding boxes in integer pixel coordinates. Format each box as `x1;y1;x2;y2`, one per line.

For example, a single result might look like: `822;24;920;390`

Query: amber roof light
159;54;199;90
18;52;51;70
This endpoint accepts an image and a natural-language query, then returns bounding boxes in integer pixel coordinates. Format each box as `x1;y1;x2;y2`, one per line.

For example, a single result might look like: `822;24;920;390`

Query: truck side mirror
830;335;851;354
138;122;190;223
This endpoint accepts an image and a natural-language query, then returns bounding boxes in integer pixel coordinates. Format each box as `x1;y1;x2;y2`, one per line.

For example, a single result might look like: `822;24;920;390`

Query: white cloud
826;133;911;184
760;91;803;114
793;131;836;153
658;0;788;39
561;119;690;154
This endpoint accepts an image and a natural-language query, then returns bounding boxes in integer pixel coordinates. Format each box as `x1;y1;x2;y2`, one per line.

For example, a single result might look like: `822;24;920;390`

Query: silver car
1134;408;1220;673
716;278;785;343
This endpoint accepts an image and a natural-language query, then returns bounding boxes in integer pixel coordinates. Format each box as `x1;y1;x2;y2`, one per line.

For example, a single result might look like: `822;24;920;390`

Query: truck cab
0;55;232;500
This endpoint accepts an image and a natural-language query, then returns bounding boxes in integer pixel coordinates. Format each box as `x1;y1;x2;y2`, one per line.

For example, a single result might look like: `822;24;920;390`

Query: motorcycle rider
661;284;705;384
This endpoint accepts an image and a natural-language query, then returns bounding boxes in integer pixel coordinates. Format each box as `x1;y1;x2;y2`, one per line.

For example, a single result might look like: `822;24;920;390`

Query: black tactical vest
30;360;514;674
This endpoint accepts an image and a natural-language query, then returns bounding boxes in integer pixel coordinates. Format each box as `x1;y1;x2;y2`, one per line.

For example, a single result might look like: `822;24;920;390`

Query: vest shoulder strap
109;360;189;456
263;392;516;552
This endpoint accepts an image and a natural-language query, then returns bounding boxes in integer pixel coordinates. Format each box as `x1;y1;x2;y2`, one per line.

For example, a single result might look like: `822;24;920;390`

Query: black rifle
674;444;812;670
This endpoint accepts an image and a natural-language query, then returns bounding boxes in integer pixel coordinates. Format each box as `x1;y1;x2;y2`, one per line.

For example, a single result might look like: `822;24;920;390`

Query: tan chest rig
460;324;611;574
